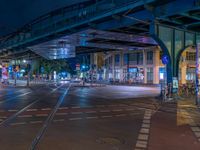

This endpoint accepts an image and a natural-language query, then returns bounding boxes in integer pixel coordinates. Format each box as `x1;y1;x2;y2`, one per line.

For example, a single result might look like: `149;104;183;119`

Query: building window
115;54;120;66
109;56;113;65
186;52;196;61
137;52;143;65
114;69;120;80
123;53;128;65
186;68;195;81
147;67;153;83
147;51;153;64
129;53;137;65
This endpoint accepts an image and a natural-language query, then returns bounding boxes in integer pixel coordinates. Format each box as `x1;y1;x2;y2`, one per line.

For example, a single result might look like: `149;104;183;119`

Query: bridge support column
150;21;197;95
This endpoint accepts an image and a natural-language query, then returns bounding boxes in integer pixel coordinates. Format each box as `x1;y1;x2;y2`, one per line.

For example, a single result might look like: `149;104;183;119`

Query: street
0;84;159;150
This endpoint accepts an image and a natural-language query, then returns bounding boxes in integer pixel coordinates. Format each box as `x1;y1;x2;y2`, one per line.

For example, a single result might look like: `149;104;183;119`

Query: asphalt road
0;84;160;150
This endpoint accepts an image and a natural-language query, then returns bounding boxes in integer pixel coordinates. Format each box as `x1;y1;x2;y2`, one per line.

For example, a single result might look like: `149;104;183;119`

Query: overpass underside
0;0;200;84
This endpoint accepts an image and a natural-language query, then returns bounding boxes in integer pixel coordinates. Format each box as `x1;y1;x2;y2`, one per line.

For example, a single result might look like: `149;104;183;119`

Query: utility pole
14;58;17;86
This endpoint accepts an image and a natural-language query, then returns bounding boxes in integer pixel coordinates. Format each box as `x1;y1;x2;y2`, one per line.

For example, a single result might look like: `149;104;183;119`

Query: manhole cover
96;137;124;145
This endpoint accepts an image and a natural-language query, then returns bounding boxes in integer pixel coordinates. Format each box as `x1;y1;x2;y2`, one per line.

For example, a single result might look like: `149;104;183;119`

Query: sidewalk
148;100;200;150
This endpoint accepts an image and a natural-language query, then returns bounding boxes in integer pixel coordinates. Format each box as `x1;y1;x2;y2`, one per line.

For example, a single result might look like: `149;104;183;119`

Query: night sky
0;0;88;37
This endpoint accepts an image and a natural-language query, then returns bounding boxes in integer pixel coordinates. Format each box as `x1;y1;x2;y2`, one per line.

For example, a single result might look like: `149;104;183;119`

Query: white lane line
109;104;118;107
96;105;105;107
143;119;150;124
101;115;112;118
8;109;18;112
36;114;48;117
71;112;83;115
30;121;43;124
18;115;32;118
56;113;68;116
86;116;98;119
126;108;135;111
53;119;65;122
140;128;149;134
142;123;150;128
11;122;26;126
69;117;82;121
115;114;126;117
0;116;7;119
135;140;147;149
58;107;68;110
85;111;96;114
27;109;37;112
99;110;110;113
112;109;123;112
71;106;80;109
41;108;51;111
138;134;149;140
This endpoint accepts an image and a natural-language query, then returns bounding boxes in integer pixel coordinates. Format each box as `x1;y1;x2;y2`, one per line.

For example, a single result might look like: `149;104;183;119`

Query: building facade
93;47;196;85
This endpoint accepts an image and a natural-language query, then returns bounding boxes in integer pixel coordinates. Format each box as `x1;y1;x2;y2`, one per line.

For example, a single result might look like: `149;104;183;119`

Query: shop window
147;68;153;83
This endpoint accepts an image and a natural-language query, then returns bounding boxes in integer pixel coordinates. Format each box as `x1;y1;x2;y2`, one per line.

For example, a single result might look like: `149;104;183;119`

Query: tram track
0;83;66;127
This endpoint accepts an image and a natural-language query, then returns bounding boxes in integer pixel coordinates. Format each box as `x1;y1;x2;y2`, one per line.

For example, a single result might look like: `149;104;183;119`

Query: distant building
90;47;196;85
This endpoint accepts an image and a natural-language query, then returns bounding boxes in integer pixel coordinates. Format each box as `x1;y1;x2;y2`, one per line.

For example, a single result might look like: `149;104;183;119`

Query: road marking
143;119;150;124
135;109;152;149
86;116;98;119
142;123;150;128
96;105;105;107
58;107;68;110
101;115;112;118
112;109;123;112
115;114;126;117
85;111;96;114
36;114;48;117
136;140;147;148
138;134;149;140
126;108;135;111
99;110;110;113
18;115;32;118
53;119;65;122
30;121;43;124
140;128;149;134
71;112;83;114
41;108;51;111
69;117;82;121
56;113;68;116
27;109;37;112
71;106;80;109
8;109;18;112
0;110;5;112
11;122;26;126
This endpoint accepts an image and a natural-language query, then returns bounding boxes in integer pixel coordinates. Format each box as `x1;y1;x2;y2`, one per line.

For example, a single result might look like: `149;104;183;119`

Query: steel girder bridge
0;0;200;83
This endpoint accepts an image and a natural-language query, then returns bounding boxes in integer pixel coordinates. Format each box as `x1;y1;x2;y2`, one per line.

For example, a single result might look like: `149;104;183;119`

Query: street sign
161;55;169;65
